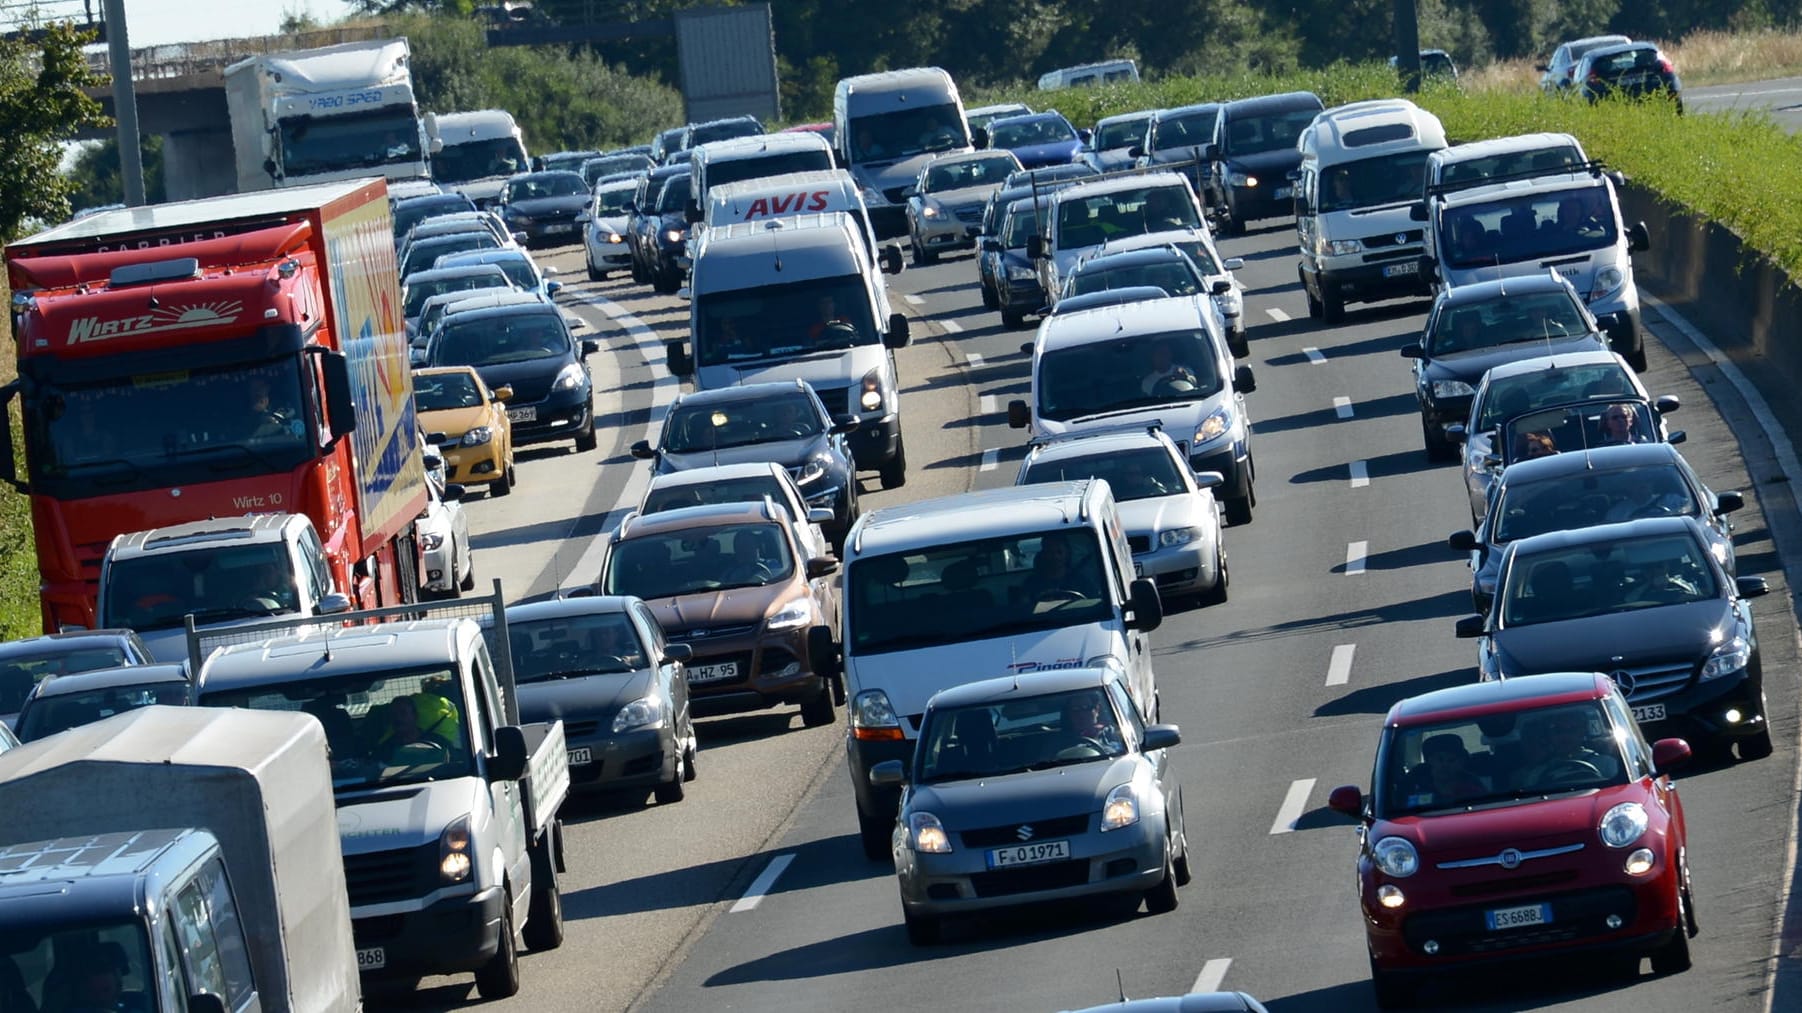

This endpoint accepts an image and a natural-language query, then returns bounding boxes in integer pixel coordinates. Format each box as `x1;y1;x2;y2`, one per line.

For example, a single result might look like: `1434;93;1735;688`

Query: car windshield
595;186;636;214
1004;165;1095;188
1502;532;1719;627
708;151;833;192
925;156;1016;192
494;612;647;681
644;477;785;514
1428;291;1592;355
1161;238;1223;275
917;689;1129;783
655;174;692;214
433;313;568;367
405;271;510;319
1002;207;1040;248
1376;701;1629;817
967;106;1027;131
432;136;528;184
402;233;499;278
1475;363;1634;431
507;173;587;202
1441;184;1618;269
102;544;298;632
394;196;475;238
1499;399;1658;463
1037;329;1223;423
1021;447;1187;502
1056;186;1200;248
1320;150;1433;213
0;921;160;1013
583;154;653;186
1437;144;1585;191
603;522;795;599
1221;107;1319;155
1095;117;1150;150
989;117;1076;149
849;104;968;162
0;647;130;713
201;668;476;793
278;107;420;176
19;680;189;742
694;276;878;366
1152;110;1216;151
1069;258;1202;298
847;530;1113;655
663;394;822;453
414;371;485;411
1494;463;1700;544
440;252;536;291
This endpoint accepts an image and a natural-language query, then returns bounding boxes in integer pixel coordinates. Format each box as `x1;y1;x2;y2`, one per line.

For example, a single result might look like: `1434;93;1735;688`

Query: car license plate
356;947;386;971
987;840;1071;869
549;223;575;233
568;747;593;766
1631;703;1667;723
1485;903;1551;930
1273;185;1293;200
1133;560;1144;577
1382;261;1420;278
507;406;536;423
688;660;739;684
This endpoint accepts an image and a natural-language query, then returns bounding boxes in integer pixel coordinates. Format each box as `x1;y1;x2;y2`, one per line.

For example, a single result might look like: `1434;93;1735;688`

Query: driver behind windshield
1060;690;1124;755
375;692;462;766
1511;709;1620;789
1140;340;1197;396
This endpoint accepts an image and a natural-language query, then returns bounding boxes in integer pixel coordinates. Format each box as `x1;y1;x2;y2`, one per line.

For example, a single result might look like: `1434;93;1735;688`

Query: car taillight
1658;58;1675;75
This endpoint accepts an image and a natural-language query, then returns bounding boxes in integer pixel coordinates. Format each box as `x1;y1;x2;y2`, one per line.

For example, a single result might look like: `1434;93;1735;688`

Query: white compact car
417;479;473;599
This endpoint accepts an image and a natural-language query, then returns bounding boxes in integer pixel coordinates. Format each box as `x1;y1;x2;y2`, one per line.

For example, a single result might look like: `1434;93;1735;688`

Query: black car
1450;442;1742;613
1577;43;1683;111
629;166;692;293
632;381;860;549
392;192;476;250
1403;274;1609;461
1132;103;1219;194
1457;516;1773;760
15;662;192;743
681;114;764;152
0;629;153;730
426;301;599;453
1203;91;1322;233
983;196;1050;329
496;171;591;248
483;596;697;803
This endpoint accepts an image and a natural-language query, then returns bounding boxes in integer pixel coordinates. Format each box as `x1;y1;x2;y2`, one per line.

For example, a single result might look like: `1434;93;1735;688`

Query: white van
1423;132;1588;198
836;479;1165;858
426;109;529;209
1294;99;1446;322
703;169;900;273
834;67;973;240
687;132;835;219
1038;59;1140;90
1006;295;1258;523
674;212;911;487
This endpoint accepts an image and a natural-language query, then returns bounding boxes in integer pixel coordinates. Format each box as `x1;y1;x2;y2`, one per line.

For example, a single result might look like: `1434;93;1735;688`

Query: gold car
414;366;517;495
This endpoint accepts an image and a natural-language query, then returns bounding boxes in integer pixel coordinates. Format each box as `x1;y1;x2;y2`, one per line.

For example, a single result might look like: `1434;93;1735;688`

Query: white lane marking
1345;540;1368;575
1326;644;1356;687
1266;307;1291;322
980;449;1000;472
1270;778;1316;835
1333;396;1353;419
981;395;997;415
966;352;984;368
1303;346;1325;364
730;853;796;913
903;293;924;305
1350;460;1370;488
942;319;964;334
1190;958;1233;995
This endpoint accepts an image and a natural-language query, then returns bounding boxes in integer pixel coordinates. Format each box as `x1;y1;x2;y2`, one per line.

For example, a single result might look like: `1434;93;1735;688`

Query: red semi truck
1;178;428;632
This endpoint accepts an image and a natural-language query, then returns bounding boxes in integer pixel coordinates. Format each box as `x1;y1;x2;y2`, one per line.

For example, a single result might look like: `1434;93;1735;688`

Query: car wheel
1369;957;1413;1009
574;414;598;453
799;688;835;728
980;279;998;310
492;464;515;497
682;738;698;782
1225;480;1254;526
1001;305;1026;329
586;256;605;283
858;805;892;862
653;761;687;804
1201;544;1229;605
1321;283;1345;325
903;907;940;946
1229;328;1249;359
473;893;521;999
1422;416;1456;463
880;437;907;490
1628;346;1649;372
1143;852;1179;915
1172;793;1193;885
460;550;477;591
523;853;564;952
1739;725;1774;761
1650;880;1693;974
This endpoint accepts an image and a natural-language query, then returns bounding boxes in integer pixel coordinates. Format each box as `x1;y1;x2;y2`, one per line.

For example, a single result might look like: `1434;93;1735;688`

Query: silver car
905;150;1021;264
873;666;1189;945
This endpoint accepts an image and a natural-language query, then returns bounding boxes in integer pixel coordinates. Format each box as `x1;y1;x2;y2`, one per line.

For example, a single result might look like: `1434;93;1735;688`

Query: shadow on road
1313;667;1470;718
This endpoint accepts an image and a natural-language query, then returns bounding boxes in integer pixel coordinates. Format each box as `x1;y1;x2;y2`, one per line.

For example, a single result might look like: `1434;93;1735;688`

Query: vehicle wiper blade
923;768;995;784
1027;756;1098;771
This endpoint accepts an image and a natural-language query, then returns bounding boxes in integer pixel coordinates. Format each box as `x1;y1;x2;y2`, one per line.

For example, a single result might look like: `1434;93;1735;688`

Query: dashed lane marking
1270;779;1316;835
1350;460;1369;488
1326;644;1355;687
1191;958;1233;995
980;449;1000;472
1333;396;1353;419
1345;541;1368;575
730;854;796;913
1267;307;1291;322
1304;346;1325;364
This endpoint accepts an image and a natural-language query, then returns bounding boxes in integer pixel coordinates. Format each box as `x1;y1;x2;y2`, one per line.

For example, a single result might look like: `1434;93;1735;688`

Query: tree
64;137;166;211
0;21;108;240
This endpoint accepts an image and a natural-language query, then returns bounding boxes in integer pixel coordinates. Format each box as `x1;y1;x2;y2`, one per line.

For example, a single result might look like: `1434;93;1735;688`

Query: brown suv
597;500;841;727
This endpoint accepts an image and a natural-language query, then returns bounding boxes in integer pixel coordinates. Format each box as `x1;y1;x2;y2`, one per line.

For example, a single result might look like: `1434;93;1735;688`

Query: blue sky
118;0;360;47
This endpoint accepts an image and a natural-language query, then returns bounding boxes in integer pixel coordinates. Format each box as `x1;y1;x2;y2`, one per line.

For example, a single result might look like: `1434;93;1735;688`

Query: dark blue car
986;112;1087;170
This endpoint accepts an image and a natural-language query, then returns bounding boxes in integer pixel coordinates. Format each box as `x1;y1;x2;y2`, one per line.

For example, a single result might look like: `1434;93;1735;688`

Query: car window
1095;117;1150;150
1056;186;1199;248
415;371;486;411
925;156;1015;192
1376;701;1627;817
1104;678;1144;747
916;688;1127;783
1021;447;1188;503
1220;107;1319;155
1441;184;1617;269
1437;144;1584;189
1501;532;1718;628
434;314;570;367
18;680;191;741
1071;259;1201;298
644;476;784;514
989;117;1075;149
0;646;130;712
405;272;508;318
1494;463;1699;544
1153;110;1216;150
1001;207;1040;248
1475;363;1636;431
498;611;647;680
663;395;822;453
1428;291;1591;355
1499;399;1658;464
1601;690;1654;779
1320;150;1433;213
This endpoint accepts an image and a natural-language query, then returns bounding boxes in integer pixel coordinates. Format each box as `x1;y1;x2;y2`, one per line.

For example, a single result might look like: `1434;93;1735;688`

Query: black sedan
629;167;692;294
425;301;599;453
632;381;860;550
484;596;697;803
1457;516;1773;760
1404;274;1609;462
496;171;591;248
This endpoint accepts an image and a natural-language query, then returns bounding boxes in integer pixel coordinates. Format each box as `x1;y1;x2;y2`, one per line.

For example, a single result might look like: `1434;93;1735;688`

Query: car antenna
1115;968;1128;1002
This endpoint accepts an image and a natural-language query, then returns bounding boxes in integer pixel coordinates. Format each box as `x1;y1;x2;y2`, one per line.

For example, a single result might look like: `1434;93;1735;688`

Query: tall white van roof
837;66;958;98
695;212;868;288
1302;100;1445;163
429;110;520;140
692;132;832;164
848;481;1108;557
1038;295;1212;352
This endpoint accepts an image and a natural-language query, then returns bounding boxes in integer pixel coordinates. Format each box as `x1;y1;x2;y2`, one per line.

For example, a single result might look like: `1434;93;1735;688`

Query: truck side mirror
322;351;357;440
1125;577;1163;632
1627;221;1651;252
1203;143;1219;161
1027;235;1046;260
884;313;911;349
1408;201;1427;222
1233;365;1256;394
685;200;702;224
666;342;692;377
806;556;839;579
1007;399;1029;429
489;725;528;781
880;245;904;275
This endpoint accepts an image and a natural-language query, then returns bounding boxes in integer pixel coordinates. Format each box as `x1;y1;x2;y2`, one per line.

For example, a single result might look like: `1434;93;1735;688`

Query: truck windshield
103;543;299;632
1037;329;1223;423
0;919;155;1010
849;104;968;162
30;358;313;499
279;107;421;177
201;667;475;791
1320;150;1433;213
695;276;877;367
432;136;528;184
1440;185;1618;270
707;151;833;193
847;530;1113;655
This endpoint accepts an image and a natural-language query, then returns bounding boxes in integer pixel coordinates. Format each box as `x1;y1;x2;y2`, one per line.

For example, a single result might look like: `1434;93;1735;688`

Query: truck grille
343;844;438;908
813;386;853;420
1361;229;1423;249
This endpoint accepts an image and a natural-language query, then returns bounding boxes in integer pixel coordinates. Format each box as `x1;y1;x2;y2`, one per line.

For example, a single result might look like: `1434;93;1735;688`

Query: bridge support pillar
161;128;237;201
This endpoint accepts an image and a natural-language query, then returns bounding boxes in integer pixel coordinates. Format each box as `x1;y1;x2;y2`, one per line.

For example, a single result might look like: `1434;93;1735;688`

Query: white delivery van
1294;99;1446;322
686;132;835;221
1038;59;1141;90
427;109;529;208
674;213;911;487
834;67;973;240
1423;132;1588;198
705;169;896;269
834;479;1165;859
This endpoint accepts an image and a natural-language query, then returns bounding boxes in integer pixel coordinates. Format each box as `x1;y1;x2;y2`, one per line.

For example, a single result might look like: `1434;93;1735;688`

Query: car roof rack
1026;422;1165;450
1426;159;1610;201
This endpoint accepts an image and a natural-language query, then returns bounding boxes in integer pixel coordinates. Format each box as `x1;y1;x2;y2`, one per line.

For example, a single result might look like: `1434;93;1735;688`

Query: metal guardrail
82;23;392;83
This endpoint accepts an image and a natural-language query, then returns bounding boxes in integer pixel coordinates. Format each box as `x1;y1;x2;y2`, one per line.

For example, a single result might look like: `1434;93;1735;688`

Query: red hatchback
1328;672;1696;1008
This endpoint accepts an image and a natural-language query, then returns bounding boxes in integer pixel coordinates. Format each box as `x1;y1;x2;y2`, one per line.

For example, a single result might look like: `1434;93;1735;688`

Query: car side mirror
1078;128;1094;145
1454;615;1486;638
1125;577;1163;633
1210;280;1232;296
900;184;920;200
806;556;839;579
1654;395;1680;415
1667;430;1687;445
869;759;906;787
1400;343;1424;359
1222;257;1244;271
885;312;911;349
808;625;841;679
1027;235;1046;260
511;231;529;245
981;238;1002;252
830;418;861;435
1408;201;1428;222
581;339;600;356
1445;423;1468;444
664;643;693;663
1447;529;1478;553
1233;365;1256;394
1535;63;1551;72
442;483;466;502
546;280;563;296
317;592;354;615
1127;145;1144;159
1141;724;1180;751
1715;490;1744;514
1202;143;1219;161
1286;168;1301;183
188;994;229;1013
489;725;528;781
971;126;990;149
493;385;514;403
1327;785;1364;817
629;439;656;460
880;245;904;275
1627;221;1651;252
1651;737;1691;771
1737;575;1771;599
666;342;693;377
1007;399;1029;429
807;507;834;524
1019;341;1034;355
1193;470;1224;489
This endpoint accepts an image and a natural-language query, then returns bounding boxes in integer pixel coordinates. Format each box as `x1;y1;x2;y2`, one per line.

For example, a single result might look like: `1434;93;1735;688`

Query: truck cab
833;68;973;240
427;110;530;209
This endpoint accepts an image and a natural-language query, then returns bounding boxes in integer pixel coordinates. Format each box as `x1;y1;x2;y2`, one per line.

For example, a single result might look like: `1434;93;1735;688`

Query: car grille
1362;229;1424;249
1400;885;1637;957
668;624;759;646
961;813;1091;848
563;719;602;739
969;860;1091;898
882;186;911;205
953;205;983;224
1611;662;1693;705
1127;535;1152;554
343;844;438;907
1449;869;1580;899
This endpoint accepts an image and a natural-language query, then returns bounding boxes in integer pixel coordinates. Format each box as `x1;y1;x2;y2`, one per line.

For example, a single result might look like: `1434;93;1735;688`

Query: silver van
834;67;973;240
685;131;835;222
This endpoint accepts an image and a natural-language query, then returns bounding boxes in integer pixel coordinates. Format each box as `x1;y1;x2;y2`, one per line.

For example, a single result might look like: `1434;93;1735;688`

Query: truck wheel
474;896;521;998
574;415;598;453
1321;284;1345;325
879;438;907;490
799;688;835;728
523;861;565;952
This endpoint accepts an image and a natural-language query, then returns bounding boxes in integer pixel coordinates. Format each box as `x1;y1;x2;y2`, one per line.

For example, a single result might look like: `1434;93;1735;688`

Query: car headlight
1101;783;1140;830
851;689;903;740
1006;264;1037;281
1598;801;1649;848
612;695;666;732
1227;171;1258;187
1326;238;1364;256
553;362;586;391
1372;836;1419;878
419;530;445;551
921;203;941;219
439;815;473;882
1589;265;1626;302
1195;406;1232;444
765;598;813;631
860;367;885;412
460;426;493;447
603;231;625;244
1158;527;1202;548
665;227;685;242
1431;380;1476;399
794;454;830;485
1700;636;1751;681
908;811;952;853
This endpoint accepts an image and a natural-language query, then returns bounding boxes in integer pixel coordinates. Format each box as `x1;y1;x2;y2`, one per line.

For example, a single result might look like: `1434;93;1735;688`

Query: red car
1328;672;1696;1008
